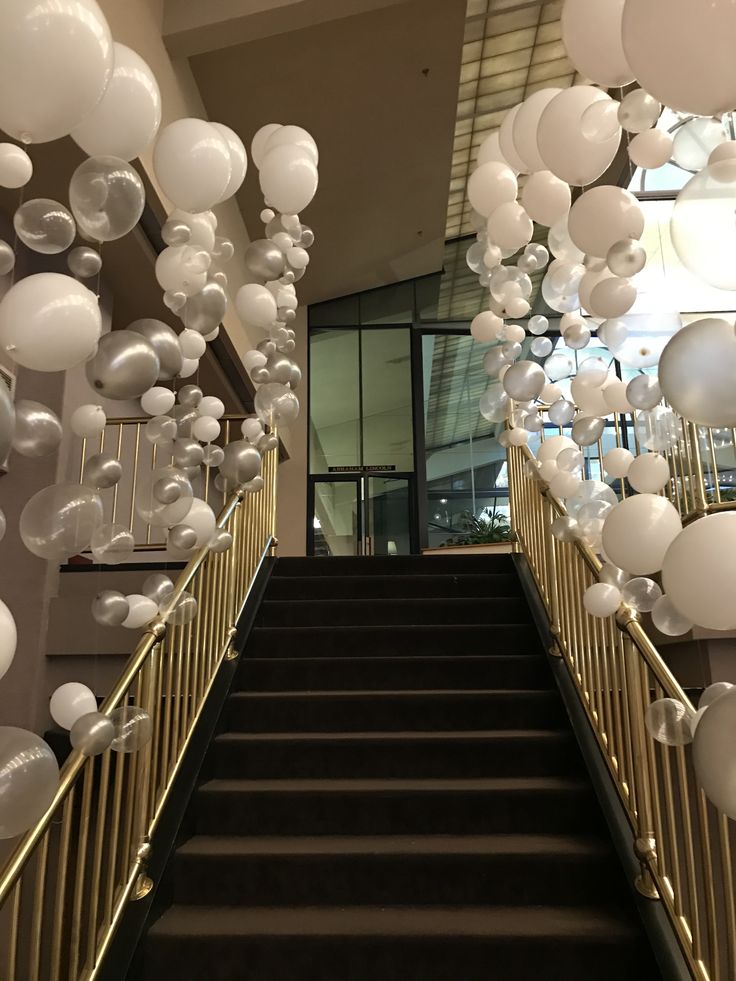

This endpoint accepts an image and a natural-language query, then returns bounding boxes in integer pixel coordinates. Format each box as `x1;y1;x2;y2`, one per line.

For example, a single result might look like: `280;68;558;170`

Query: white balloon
211;122;248;201
628;129;673;170
155;246;208;297
180;498;216;546
603;448;634;479
71;42;161;160
537;434;576;463
651;595;693;637
622;0;736;116
199;396;225;419
141;386;175;416
50;682;96;730
0;599;16;682
169;210;216;251
0;273;100;372
477;131;513;169
537;86;621;186
561;0;633;87
236;283;278;329
470;311;503;343
241;418;264;443
662;513;736;630
693;689;736;817
498;104;528;174
671;161;736;291
658;317;736;427
521;171;571;227
179;329;207;360
568;187;644;259
179;357;199;379
602;380;633;414
512;88;562;173
709;141;736;166
672;117;726;172
70;404;106;438
602;494;682;575
192;416;220;443
154;119;231;212
263;124;318;166
548;216;585;264
487;202;533;251
251;123;282;169
570;375;612;417
0;0;113;143
0;144;32;188
583;583;622;618
589;277;636;319
627;453;670;493
468;162;517;218
259;144;318;215
122;594;158;629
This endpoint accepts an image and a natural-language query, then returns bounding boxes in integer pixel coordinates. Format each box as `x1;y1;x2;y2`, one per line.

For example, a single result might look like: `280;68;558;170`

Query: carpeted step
207;729;580;780
171;834;623;907
223;689;565;733
143;904;658;981
257;596;532;628
235;654;552;692
274;554;514;577
245;623;541;658
193;777;598;836
266;572;523;600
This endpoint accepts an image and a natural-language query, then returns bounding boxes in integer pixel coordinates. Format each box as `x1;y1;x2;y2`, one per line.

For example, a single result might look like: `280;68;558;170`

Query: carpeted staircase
139;554;661;981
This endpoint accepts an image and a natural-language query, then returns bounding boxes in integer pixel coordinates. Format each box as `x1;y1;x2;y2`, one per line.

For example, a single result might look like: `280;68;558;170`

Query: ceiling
183;0;467;306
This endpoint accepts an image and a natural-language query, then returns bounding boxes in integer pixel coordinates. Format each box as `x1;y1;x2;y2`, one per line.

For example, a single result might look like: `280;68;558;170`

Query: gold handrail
0;443;279;980
508;438;735;981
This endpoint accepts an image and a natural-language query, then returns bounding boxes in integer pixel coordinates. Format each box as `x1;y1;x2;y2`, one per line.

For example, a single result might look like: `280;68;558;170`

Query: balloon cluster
0;1;319;836
462;0;736;821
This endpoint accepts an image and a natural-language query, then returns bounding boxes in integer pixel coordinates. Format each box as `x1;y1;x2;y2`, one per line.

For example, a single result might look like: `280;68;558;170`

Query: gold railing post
542;490;562;657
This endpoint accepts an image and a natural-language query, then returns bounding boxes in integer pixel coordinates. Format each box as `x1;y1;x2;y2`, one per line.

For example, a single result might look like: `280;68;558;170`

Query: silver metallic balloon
245;475;265;494
264;352;296;385
299;225;315;248
209;529;232;553
254;383;299;427
572;415;606;447
69;156;145;242
220;440;262;483
0;239;15;276
14;198;76;254
244;238;286;280
86;330;160;400
0;508;5;543
179;281;227;335
170;403;198;436
0;727;59;838
128;319;183;381
551;516;579;542
153;475;183;504
161;219;191;246
83;451;123;489
142;573;174;608
20;483;103;561
607;238;647;278
12;400;62;457
564;323;592;350
178;385;203;409
173;437;204;468
92;590;129;627
145;415;178;445
90;523;134;564
67;246;102;279
109;706;152;753
202;444;225;467
169;523;197;550
136;466;193;527
257;433;278;453
70;712;114;756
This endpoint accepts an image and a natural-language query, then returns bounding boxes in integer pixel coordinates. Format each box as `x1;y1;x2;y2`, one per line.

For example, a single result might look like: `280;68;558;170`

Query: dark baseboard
512;553;693;981
101;554;276;981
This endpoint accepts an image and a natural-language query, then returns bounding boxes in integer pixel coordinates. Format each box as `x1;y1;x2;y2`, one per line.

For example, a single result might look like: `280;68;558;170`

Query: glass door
364;474;414;555
309;473;415;556
309;477;362;557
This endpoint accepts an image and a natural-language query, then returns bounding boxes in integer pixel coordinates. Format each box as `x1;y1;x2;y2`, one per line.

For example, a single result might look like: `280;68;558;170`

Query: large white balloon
512;88;562;173
561;0;634;87
602;494;682;575
259;144;318;214
498;105;528;174
154;119;232;212
211;122;248;201
0;599;16;682
71;42;161;160
671;160;736;291
487;202;533;251
468;162;517;218
477;131;513;169
537;86;621;186
0;273;101;371
0;0;113;143
658;317;736;427
663;513;736;630
521;171;570;227
568;187;644;259
622;0;736;116
693;689;736;817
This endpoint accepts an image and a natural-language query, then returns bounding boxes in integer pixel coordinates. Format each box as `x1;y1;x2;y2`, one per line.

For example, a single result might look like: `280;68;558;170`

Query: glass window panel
309;328;361;472
313;480;359;556
361;328;414;471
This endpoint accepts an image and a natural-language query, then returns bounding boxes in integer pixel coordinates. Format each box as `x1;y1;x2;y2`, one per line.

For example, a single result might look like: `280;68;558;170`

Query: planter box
421;542;515;556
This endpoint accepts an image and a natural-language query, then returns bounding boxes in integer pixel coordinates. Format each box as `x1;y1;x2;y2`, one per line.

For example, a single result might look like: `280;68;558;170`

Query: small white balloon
629;129;673;170
603;447;634;479
627;453;670;493
0;144;32;188
199;396;225;419
192;416;220;443
50;683;97;731
70;404;106;438
122;595;158;629
0;599;16;682
583;583;622;618
141;387;175;416
179;329;207;361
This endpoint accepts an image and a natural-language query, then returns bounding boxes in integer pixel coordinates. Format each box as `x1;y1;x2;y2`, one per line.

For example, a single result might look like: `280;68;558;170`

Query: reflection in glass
309;328;360;472
362;328;413;472
313;481;359;556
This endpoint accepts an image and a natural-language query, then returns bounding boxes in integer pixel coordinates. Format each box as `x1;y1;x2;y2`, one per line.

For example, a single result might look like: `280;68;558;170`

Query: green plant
443;507;512;546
